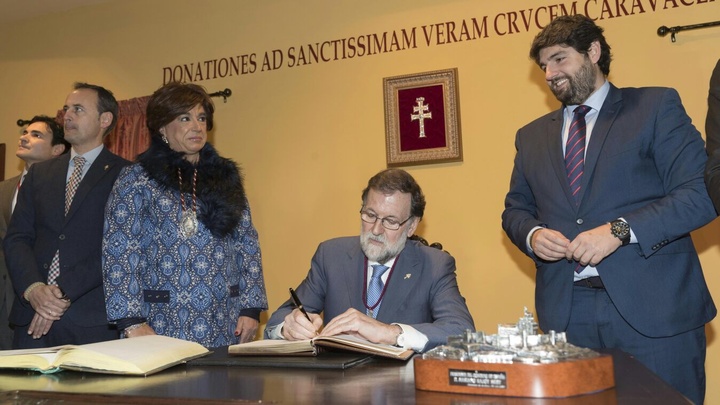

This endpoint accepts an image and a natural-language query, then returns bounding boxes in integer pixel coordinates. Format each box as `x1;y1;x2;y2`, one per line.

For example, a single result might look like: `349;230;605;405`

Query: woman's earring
162;134;169;144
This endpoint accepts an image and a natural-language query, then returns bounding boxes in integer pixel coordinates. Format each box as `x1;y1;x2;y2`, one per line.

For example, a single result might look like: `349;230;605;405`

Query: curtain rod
657;20;720;42
16;88;234;126
208;88;232;103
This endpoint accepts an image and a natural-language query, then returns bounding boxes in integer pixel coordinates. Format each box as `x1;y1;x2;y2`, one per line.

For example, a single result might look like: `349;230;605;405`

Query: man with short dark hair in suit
502;15;716;404
265;169;474;352
0;116;69;349
5;83;130;348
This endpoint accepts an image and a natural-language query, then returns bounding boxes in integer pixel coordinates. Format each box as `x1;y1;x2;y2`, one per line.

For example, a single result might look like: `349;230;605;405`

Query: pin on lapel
404;274;411;280
104;165;109;170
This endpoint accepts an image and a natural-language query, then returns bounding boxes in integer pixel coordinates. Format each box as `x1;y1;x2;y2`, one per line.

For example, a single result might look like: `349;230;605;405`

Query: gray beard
360;231;407;264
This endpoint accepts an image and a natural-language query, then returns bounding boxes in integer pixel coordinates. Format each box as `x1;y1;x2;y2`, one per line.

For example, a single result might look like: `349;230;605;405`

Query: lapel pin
404;274;411;280
104;165;109;170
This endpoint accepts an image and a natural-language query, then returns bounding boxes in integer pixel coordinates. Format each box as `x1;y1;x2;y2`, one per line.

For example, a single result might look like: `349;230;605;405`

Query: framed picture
383;68;462;167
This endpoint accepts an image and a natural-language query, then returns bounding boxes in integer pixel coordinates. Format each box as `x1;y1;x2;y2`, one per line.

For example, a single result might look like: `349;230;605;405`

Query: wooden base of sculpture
414;354;614;398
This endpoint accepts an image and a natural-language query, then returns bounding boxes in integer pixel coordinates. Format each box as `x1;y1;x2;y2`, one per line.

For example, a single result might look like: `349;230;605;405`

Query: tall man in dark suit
0;116;69;349
5;83;130;349
265;169;474;352
502;16;716;404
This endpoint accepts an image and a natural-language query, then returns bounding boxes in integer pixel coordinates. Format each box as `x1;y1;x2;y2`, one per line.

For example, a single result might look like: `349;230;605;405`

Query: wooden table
0;349;690;404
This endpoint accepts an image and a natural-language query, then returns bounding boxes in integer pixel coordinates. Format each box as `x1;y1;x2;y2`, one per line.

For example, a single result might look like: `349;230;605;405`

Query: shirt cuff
526;226;545;252
116;317;147;331
392;323;428;352
23;282;45;301
265;322;285;339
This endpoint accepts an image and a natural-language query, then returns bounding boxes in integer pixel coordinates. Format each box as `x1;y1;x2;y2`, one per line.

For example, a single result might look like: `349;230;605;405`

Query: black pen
289;287;313;323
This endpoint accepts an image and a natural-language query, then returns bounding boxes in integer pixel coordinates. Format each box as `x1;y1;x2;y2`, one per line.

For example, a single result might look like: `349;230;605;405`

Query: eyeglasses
360;209;412;231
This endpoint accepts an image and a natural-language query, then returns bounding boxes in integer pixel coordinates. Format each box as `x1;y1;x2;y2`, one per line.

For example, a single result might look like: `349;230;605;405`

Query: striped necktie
565;105;591;204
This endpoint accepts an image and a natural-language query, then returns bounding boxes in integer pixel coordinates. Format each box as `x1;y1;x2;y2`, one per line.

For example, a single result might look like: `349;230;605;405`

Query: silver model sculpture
424;308;600;364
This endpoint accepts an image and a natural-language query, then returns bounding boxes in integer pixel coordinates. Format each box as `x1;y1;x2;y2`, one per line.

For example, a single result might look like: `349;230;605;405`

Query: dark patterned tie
65;156;86;215
366;264;389;319
565;105;591;205
48;156;86;285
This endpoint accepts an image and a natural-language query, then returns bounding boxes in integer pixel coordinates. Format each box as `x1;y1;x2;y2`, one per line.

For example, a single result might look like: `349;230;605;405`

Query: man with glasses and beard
265;168;474;352
502;15;716;404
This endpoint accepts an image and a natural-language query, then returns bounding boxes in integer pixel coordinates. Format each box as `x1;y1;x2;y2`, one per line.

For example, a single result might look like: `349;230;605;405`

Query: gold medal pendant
181;210;198;238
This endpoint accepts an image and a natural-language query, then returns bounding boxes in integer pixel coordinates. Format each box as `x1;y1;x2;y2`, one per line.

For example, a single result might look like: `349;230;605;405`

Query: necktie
366;264;389;319
565;105;591;204
65;156;86;215
48;156;87;285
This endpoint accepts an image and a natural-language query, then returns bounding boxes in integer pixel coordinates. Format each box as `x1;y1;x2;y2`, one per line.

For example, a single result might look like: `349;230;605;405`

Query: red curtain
56;95;151;162
105;96;151;161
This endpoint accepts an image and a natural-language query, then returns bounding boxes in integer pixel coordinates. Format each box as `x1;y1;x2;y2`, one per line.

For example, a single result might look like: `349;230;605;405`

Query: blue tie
565;105;591;205
367;264;389;318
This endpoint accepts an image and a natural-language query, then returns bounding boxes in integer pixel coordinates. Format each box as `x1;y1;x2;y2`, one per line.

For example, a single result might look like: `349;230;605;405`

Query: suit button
59;234;66;240
576;219;584;225
43;263;49;269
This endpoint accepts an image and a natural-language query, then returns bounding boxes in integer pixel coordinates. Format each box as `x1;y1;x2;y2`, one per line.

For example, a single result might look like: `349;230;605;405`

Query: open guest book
228;334;413;360
0;335;209;376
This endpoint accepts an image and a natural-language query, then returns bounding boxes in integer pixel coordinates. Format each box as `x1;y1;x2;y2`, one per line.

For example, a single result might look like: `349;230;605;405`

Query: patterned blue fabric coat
102;139;268;348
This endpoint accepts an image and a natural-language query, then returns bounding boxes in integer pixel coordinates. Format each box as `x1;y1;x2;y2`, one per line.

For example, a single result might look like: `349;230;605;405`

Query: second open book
228;334;413;360
0;335;209;375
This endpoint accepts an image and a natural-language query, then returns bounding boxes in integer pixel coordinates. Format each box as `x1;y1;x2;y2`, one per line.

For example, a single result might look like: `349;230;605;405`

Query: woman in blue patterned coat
102;82;268;348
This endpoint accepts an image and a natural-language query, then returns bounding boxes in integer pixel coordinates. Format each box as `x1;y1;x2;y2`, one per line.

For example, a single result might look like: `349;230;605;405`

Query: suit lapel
0;176;20;224
65;148;115;221
376;242;422;321
580;85;622;205
345;243;368;313
47;155;71;222
546;110;578;208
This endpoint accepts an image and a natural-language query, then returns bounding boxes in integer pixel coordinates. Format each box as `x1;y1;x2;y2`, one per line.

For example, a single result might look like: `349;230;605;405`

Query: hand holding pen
288;287;320;337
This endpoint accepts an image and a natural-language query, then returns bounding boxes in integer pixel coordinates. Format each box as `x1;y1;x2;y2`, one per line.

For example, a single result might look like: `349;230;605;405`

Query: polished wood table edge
0;348;691;404
0;390;263;405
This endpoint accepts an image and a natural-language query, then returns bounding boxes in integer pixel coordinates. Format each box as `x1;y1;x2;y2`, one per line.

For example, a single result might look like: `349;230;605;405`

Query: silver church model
423;308;600;364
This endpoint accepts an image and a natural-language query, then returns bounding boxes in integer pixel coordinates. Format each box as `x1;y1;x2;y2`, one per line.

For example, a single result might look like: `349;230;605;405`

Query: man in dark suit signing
5;83;130;348
265;169;474;352
502;15;716;404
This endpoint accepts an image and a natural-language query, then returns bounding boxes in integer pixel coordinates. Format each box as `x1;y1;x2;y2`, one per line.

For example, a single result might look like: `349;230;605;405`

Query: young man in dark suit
5;83;130;348
0;116;69;349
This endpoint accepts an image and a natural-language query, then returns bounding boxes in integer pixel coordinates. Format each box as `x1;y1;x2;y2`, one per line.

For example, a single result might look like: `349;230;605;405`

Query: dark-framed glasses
360;209;412;231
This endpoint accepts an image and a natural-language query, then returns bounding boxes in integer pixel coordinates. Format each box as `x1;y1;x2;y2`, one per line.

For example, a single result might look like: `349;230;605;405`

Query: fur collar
138;136;248;238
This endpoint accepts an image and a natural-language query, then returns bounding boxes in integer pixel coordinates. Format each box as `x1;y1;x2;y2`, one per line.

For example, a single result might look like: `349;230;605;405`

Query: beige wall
1;0;718;402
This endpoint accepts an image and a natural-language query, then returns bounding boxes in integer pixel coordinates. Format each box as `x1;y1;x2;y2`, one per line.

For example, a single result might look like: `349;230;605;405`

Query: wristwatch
610;219;630;246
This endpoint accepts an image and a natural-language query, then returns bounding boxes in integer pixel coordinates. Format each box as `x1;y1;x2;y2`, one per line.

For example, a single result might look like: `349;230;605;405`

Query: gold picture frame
383;68;462;167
